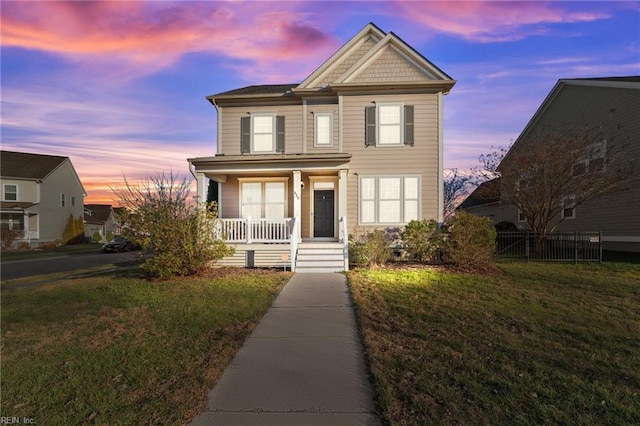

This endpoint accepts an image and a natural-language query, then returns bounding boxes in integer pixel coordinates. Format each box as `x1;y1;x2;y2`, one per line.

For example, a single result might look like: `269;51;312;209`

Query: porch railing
215;217;294;244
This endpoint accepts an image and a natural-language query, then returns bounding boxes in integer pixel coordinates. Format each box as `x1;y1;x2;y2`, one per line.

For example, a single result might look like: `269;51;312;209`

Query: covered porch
188;153;352;271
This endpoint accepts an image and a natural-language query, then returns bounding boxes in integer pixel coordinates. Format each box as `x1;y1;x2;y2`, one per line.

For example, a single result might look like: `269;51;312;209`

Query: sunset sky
2;1;639;205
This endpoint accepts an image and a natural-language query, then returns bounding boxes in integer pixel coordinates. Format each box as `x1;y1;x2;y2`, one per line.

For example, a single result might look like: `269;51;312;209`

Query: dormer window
241;115;285;154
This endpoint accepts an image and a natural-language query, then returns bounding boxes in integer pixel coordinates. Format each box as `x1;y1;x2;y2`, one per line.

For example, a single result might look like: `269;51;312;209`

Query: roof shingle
1;150;68;180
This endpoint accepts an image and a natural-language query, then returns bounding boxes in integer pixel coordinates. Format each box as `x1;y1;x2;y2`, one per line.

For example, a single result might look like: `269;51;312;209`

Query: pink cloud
0;1;339;82
391;1;610;42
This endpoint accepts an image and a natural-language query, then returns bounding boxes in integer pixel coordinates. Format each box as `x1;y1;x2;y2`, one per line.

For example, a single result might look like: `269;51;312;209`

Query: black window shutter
404;105;414;146
365;106;376;146
241;116;251;153
276;116;285;153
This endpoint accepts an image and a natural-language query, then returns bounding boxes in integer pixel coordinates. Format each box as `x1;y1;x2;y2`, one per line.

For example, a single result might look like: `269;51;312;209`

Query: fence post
525;232;530;262
574;231;578;264
598;231;603;263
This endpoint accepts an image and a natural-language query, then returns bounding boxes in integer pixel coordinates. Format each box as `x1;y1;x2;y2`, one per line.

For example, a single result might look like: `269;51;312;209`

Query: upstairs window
314;113;333;147
60;193;66;207
365;104;414;147
241;115;285;154
573;140;606;175
561;196;576;220
3;184;17;201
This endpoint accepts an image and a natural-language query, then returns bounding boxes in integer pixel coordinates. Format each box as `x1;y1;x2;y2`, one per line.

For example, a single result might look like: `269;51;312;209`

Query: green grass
1;268;291;424
348;262;640;425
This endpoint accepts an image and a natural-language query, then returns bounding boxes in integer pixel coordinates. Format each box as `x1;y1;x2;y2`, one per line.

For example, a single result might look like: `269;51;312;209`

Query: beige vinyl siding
305;100;340;153
219;104;303;155
216;244;291;268
1;179;38;202
342;93;440;229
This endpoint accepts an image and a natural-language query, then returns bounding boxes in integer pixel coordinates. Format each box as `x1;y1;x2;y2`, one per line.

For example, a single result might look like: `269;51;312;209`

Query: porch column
338;169;348;221
196;173;207;206
293;170;302;242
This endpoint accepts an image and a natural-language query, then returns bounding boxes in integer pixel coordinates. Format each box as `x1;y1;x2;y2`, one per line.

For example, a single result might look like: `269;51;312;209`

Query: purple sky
2;1;639;204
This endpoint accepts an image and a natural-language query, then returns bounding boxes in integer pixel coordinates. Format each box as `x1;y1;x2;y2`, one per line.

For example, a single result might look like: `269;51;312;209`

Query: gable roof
84;204;114;224
207;22;455;104
1;150;68;180
458;178;501;210
502;76;640;167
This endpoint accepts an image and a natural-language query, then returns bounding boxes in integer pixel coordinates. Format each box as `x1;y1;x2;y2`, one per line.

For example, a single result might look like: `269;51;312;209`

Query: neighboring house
456;178;505;222
460;77;640;252
84;204;119;241
188;23;455;271
0;150;86;247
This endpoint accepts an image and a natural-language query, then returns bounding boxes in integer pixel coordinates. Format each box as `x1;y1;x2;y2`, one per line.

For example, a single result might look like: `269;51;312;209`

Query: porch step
295;243;346;273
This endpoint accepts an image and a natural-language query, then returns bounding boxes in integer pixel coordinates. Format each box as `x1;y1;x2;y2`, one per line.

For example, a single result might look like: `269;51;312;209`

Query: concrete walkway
191;273;381;425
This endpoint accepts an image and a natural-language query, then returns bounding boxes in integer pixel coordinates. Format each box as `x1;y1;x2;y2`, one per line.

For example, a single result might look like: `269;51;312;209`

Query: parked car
102;236;139;253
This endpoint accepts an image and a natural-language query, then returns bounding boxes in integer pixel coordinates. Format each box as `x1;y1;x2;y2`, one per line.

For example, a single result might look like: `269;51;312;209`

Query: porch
213;216;349;272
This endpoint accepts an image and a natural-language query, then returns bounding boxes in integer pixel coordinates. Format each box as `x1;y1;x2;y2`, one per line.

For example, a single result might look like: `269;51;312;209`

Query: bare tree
443;168;474;221
112;171;232;279
485;123;630;235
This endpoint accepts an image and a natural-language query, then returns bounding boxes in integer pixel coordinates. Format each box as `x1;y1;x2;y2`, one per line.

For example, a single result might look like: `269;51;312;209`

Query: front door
313;190;334;238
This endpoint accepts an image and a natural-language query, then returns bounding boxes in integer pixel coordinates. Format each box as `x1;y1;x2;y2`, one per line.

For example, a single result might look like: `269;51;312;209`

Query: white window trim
251;113;277;154
561;196;576;220
376;103;404;147
518;210;527;223
238;177;289;218
3;184;18;201
314;113;333;147
358;175;421;225
309;176;339;238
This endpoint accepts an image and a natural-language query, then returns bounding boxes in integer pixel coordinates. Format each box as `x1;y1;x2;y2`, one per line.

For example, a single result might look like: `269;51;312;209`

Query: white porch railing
215;217;294;244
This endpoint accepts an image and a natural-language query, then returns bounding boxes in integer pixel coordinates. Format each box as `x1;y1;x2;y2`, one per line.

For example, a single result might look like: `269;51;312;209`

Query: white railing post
340;216;349;271
246;216;253;244
289;217;298;272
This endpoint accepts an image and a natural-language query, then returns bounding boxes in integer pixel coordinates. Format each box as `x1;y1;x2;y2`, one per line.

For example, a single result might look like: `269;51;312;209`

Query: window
71;196;76;207
241;115;285;154
518;210;527;223
1;213;24;231
365;104;414;147
240;180;287;218
359;176;420;224
561;197;576;220
573;140;606;175
314;114;333;146
3;184;17;201
60;193;66;207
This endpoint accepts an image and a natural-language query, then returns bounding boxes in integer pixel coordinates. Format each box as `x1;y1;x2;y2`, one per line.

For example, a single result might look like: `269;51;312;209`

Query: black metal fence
496;232;602;263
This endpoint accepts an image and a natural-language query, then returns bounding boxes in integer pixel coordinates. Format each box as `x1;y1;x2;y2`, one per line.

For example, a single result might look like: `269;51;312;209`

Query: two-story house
1;150;86;248
188;23;455;271
459;77;640;253
84;204;119;242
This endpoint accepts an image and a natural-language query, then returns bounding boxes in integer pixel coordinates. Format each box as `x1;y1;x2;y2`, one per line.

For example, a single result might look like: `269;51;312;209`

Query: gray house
84;204;119;242
188;23;455;271
459;77;640;252
1;150;86;247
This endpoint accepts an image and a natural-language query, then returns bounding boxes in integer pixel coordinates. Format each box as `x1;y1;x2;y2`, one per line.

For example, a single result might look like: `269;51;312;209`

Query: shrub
113;172;234;280
62;214;84;245
401;219;442;263
92;231;103;243
1;229;23;251
443;211;496;270
349;229;393;268
106;231;114;242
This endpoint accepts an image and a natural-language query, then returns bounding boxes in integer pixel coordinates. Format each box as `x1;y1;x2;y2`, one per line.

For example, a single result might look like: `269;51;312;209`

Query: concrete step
295;266;345;273
297;254;344;261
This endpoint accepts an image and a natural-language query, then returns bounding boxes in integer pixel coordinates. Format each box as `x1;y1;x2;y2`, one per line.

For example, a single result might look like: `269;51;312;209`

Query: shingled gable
295;22;454;93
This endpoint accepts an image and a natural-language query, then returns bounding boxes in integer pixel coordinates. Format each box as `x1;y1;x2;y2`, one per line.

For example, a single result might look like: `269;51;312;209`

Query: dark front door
313;190;334;238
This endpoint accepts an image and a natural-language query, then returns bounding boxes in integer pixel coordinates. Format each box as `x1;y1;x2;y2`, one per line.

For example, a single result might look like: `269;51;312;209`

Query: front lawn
349;262;640;425
1;268;291;424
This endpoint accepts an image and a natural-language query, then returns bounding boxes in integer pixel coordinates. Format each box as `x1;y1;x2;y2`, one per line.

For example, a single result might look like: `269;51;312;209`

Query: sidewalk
191;273;381;425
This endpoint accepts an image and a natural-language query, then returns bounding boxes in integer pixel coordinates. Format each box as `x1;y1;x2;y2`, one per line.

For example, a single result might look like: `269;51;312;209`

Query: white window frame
518;210;527;223
377;103;404;147
358;175;421;225
251;114;276;154
561;196;576;220
314;113;333;147
3;184;17;201
238;177;289;219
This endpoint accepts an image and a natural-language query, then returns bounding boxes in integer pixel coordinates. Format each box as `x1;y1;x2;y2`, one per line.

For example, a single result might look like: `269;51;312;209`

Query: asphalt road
1;251;142;281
